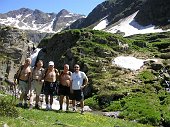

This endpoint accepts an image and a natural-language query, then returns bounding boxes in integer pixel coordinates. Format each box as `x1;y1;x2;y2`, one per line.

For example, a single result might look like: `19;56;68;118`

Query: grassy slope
0;107;152;127
38;29;170;126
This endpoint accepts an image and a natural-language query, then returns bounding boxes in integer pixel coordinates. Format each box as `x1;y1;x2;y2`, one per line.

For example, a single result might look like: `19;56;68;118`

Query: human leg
80;99;84;114
49;95;53;110
66;96;69;110
18;81;28;108
72;100;76;111
59;95;64;110
29;82;35;108
34;81;42;108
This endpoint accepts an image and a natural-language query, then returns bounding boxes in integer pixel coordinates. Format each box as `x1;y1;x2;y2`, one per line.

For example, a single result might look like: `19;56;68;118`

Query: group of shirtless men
14;58;88;114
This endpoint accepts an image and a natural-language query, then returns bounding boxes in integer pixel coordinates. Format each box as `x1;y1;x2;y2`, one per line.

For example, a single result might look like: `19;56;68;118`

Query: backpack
60;71;72;77
14;65;24;84
43;68;59;79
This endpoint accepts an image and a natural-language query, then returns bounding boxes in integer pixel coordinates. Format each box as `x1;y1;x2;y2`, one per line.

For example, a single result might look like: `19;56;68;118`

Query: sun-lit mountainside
69;0;170;36
1;0;170;126
0;8;85;33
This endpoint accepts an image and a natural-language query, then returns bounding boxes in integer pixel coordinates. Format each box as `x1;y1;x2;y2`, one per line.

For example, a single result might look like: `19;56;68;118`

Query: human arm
81;72;88;90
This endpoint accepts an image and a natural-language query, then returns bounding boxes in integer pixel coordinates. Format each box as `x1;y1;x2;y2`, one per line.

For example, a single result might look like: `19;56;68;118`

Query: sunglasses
74;67;79;68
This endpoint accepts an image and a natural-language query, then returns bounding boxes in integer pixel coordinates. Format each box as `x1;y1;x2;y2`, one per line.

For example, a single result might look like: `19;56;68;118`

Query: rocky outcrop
0;26;31;80
135;0;170;26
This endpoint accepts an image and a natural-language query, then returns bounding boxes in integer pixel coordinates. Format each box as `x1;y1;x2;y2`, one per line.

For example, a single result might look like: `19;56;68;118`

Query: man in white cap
43;61;59;110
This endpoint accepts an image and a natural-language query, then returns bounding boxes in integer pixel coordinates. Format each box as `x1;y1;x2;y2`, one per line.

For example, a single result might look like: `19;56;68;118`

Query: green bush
119;93;161;126
160;95;170;126
0;96;19;117
138;70;155;82
105;101;122;111
85;96;100;109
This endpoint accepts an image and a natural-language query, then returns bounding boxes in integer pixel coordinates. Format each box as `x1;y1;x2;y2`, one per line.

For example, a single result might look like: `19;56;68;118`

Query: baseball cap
48;61;54;66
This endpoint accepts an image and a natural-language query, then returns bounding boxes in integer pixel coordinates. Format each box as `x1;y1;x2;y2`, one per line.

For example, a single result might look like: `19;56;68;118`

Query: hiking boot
46;105;49;110
24;103;28;109
16;103;22;108
49;105;52;110
29;104;33;110
81;110;84;114
35;104;40;109
66;106;69;111
73;107;77;112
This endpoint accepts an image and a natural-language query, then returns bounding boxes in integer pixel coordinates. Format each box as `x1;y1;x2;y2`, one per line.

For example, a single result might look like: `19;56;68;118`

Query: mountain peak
0;8;84;33
57;9;70;16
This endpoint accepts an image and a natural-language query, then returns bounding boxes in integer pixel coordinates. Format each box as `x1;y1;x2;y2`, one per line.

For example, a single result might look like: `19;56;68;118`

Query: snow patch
113;56;159;71
93;19;108;30
106;11;170;36
16;14;22;19
0;15;56;33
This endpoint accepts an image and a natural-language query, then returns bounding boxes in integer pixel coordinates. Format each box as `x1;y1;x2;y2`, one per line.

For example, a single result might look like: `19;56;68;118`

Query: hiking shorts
58;85;70;96
70;90;84;101
44;81;57;96
18;80;29;94
30;80;43;96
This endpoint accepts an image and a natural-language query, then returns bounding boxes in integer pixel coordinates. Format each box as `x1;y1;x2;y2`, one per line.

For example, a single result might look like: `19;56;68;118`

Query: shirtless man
44;61;59;110
30;60;44;109
16;58;32;108
59;64;72;111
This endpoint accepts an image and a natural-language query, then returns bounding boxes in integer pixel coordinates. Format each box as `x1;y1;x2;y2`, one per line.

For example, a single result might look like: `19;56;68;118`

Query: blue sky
0;0;105;16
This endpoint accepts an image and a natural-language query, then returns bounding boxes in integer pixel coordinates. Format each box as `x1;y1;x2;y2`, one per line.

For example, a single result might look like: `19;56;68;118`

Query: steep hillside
37;29;170;126
69;0;146;29
69;0;170;36
135;0;170;26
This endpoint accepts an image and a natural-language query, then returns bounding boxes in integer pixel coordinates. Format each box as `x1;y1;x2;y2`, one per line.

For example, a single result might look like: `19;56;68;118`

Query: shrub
104;101;122;111
0;96;19;117
118;93;161;126
85;96;100;110
138;70;156;82
160;95;170;126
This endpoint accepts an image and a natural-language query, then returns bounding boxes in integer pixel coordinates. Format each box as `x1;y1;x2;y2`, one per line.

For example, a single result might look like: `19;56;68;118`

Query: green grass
0;92;152;127
0;108;153;127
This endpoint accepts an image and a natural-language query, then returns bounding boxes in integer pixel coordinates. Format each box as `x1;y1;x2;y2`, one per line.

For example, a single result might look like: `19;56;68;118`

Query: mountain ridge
0;8;85;33
68;0;170;36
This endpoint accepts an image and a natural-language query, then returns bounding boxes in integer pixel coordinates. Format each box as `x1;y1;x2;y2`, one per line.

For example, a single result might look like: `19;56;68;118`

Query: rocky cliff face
135;0;170;26
0;26;31;80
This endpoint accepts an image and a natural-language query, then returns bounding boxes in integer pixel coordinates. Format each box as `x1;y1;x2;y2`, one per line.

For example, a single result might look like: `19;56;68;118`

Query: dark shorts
58;85;70;96
44;81;57;96
70;90;84;101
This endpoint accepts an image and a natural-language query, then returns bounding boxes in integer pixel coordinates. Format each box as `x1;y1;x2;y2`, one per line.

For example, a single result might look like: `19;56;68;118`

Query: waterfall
30;48;41;67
